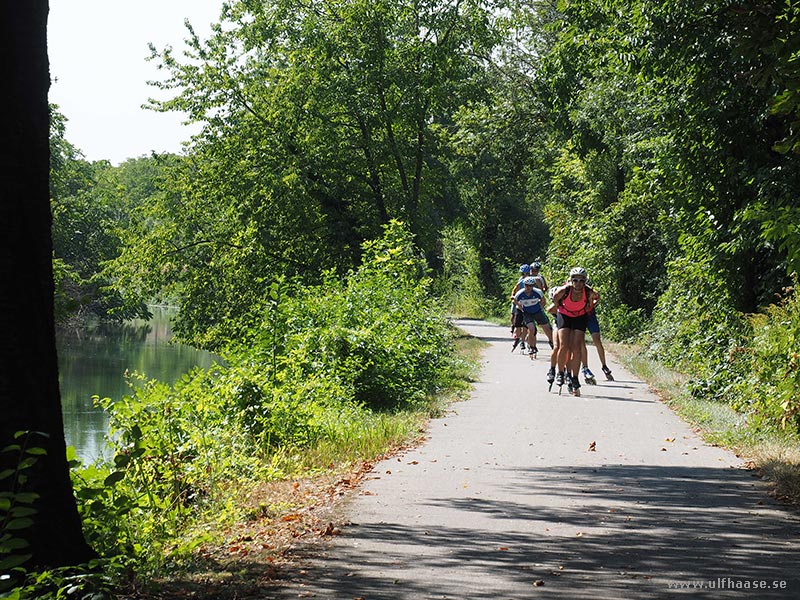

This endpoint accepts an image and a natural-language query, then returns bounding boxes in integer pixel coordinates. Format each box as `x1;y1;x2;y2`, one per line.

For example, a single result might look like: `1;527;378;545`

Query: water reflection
57;307;218;462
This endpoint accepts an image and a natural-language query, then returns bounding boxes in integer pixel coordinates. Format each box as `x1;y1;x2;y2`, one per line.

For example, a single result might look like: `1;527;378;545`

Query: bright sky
48;1;224;165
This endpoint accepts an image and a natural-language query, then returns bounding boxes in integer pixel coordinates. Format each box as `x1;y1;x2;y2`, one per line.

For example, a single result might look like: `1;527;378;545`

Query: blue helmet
519;264;531;274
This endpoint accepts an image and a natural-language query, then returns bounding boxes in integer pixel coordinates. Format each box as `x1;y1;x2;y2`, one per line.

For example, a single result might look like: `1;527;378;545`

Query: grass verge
131;328;484;599
610;342;800;507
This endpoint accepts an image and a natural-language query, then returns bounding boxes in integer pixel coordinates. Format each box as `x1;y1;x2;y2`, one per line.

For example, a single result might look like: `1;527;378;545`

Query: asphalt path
274;319;800;599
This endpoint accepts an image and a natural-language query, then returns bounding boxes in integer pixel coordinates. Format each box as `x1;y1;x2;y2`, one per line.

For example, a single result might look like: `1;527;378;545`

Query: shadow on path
276;464;800;599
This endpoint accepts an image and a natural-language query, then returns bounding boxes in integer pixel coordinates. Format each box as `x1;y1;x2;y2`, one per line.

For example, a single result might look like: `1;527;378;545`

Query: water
57;306;218;463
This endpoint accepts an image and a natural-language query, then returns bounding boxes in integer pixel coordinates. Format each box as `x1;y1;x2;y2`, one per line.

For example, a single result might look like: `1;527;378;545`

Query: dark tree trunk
0;0;95;567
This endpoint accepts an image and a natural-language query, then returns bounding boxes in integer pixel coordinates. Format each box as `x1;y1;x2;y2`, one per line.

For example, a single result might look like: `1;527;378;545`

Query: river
56;306;218;463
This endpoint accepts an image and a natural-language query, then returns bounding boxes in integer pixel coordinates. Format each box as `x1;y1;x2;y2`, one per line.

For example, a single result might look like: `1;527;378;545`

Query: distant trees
50;1;800;353
50;107;154;323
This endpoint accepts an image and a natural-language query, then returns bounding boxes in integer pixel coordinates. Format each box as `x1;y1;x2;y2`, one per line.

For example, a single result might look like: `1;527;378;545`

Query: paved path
275;319;800;599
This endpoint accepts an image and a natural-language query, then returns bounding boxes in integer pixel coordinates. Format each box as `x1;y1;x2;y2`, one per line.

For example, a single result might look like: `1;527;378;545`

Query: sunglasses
571;278;586;283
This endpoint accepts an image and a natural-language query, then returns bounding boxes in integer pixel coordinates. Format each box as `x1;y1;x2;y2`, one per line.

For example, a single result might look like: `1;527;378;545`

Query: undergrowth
4;221;478;599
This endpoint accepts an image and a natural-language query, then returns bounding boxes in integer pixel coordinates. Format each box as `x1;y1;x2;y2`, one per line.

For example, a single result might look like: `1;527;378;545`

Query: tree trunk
0;0;95;567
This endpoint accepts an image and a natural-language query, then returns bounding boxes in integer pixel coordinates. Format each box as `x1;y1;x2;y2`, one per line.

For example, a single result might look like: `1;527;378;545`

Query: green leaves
129;0;501;350
0;432;45;591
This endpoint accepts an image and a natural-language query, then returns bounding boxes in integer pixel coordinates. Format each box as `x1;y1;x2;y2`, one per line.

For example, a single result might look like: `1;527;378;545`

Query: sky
48;1;224;165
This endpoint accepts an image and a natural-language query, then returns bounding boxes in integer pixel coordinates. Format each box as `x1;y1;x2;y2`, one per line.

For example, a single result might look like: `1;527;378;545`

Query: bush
55;220;459;588
642;258;800;435
727;286;800;430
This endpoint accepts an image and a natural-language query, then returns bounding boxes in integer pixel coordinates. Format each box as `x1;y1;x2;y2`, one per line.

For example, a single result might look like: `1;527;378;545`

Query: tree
49;109;153;323
117;0;500;348
507;0;797;321
0;0;94;570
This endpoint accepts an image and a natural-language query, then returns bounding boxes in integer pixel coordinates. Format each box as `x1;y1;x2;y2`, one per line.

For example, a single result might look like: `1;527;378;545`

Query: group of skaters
510;263;613;397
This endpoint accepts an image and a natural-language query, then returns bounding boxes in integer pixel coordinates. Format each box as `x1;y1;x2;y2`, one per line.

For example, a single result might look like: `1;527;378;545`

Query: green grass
611;342;800;505
294;410;430;473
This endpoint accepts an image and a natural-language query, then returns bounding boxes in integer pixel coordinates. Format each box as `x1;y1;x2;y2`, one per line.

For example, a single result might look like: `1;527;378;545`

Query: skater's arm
551;284;569;304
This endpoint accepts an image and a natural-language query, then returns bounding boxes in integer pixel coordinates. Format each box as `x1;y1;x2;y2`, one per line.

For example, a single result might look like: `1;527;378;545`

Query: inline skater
546;287;560;388
514;276;554;357
550;267;599;396
510;264;531;352
581;307;614;383
529;262;548;296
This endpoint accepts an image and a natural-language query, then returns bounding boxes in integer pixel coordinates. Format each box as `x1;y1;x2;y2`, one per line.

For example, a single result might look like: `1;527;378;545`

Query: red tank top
558;287;590;317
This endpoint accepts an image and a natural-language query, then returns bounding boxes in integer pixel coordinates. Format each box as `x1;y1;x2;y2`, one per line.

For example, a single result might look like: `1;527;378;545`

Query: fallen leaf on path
576;532;584;537
533;580;545;586
498;547;509;551
408;460;419;465
321;522;341;536
588;441;596;452
661;447;667;451
665;437;675;442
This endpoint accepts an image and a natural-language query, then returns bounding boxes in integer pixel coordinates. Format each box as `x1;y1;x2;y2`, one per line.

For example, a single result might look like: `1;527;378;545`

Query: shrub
727;286;800;431
57;220;459;587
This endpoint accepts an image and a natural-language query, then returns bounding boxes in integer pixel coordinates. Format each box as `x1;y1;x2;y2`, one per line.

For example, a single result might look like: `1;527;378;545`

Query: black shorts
523;311;550;327
513;310;525;328
556;312;588;331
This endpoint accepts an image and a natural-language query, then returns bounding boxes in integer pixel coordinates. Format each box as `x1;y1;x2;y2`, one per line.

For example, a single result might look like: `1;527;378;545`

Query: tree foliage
497;0;799;319
118;0;508;347
49;107;151;323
